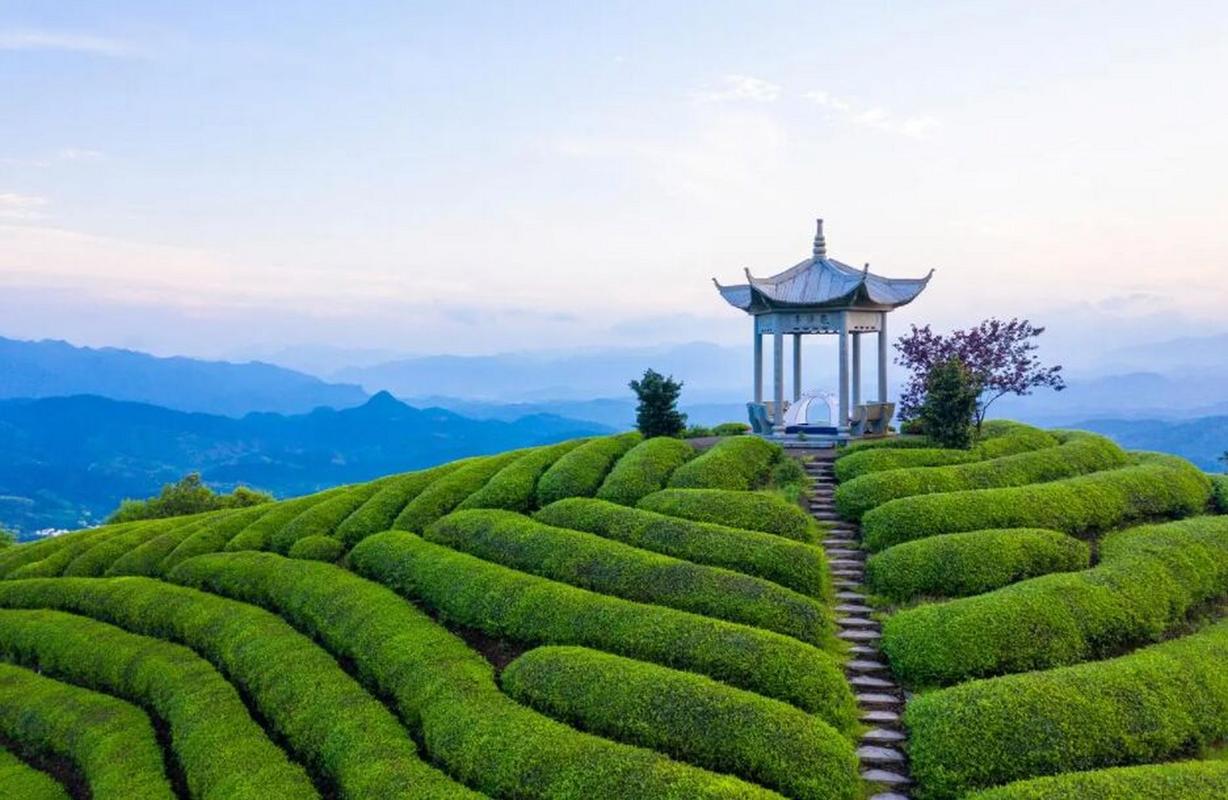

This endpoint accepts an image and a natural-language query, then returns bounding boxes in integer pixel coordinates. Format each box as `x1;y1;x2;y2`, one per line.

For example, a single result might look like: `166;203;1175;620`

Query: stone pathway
805;456;912;800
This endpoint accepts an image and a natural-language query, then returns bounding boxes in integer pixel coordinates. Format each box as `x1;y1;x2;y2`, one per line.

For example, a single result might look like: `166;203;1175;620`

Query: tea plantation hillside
0;432;862;800
832;422;1228;799
0;423;1223;799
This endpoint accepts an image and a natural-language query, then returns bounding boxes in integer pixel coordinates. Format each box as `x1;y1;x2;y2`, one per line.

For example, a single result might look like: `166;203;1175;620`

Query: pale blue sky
1;1;1225;360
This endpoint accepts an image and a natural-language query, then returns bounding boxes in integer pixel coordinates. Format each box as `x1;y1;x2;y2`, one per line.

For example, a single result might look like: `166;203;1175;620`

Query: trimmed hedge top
638;488;818;542
834;422;1057;482
597;437;695;506
667;436;780;491
537;433;643;507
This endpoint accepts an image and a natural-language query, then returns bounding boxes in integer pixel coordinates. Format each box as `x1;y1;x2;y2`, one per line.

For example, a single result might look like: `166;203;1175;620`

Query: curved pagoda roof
714;219;934;313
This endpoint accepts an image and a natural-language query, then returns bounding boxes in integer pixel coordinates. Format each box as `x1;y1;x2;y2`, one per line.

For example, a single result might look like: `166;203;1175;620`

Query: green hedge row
270;480;387;553
865;529;1089;602
537;433;642;507
0;746;67;800
170;551;784;800
3;523;141;579
966;759;1228;800
225;487;349;552
503;645;859;800
862;454;1212;552
333;462;464;547
106;513;224;577
836;432;1129;519
459;439;587;513
287;535;344;562
0;662;172;800
881;515;1228;687
535;498;829;598
394;450;529;532
0;608;316;799
427;510;833;647
1213;474;1228;513
160;505;271;573
637;488;817;542
906;619;1228;800
834;423;1057;482
0;577;470;799
838;434;932;454
596;437;695;506
62;513;216;577
350;531;857;731
667;436;779;490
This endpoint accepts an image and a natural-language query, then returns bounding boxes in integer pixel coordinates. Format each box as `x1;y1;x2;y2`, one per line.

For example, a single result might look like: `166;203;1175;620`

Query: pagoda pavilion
714;219;934;435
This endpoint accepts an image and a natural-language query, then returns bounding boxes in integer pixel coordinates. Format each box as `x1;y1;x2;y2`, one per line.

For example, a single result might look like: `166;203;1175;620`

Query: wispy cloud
0;193;49;220
1;148;105;168
0;29;131;57
694;74;781;103
804;89;940;139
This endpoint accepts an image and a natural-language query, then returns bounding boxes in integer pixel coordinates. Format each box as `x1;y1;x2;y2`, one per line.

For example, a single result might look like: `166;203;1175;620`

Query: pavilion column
753;328;764;403
792;334;802;401
838;319;850;431
878;312;889;402
851;332;862;409
773;327;785;427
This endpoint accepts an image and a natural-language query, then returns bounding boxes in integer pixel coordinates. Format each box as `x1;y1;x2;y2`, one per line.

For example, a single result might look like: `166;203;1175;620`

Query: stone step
848;644;879;657
834;579;863;590
857;745;907;766
823;536;859;545
857;692;903;708
861;727;907;744
868;793;910;800
837;616;879;629
838;629;881;642
850;674;895;690
862;769;912;787
829;557;866;568
835;590;866;601
813;514;842;522
846;658;889;673
834;603;874;614
860;709;900;724
825;549;864;559
831;568;864;578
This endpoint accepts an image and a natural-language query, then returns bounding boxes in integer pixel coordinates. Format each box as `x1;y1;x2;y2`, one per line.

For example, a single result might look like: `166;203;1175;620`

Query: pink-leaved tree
895;318;1066;431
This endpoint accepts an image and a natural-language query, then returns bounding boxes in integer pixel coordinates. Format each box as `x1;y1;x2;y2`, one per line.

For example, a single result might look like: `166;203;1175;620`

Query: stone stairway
805;457;912;800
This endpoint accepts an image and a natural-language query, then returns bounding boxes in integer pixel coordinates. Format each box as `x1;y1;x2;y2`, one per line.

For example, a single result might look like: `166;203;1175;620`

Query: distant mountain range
1073;416;1228;473
407;395;748;430
0;336;368;416
0;392;611;537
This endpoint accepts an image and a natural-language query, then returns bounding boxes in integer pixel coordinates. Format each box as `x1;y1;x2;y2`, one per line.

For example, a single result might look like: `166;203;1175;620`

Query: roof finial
813;218;827;260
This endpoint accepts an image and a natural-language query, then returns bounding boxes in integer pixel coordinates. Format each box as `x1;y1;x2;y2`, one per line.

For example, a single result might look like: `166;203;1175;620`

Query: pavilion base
756;429;898;449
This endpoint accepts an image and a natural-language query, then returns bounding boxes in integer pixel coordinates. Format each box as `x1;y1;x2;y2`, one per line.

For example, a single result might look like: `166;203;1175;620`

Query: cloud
694;75;781;103
0;29;131;57
804;89;941;139
0;193;48;220
1;148;105;168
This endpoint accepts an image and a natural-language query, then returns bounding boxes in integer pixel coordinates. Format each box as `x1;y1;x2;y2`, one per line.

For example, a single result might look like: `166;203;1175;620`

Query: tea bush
596;437;695;505
638;488;817;542
536;433;642;506
668;436;779;490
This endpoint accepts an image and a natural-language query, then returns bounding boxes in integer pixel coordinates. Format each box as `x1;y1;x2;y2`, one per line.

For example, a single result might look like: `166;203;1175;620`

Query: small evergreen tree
919;357;978;449
629;369;687;438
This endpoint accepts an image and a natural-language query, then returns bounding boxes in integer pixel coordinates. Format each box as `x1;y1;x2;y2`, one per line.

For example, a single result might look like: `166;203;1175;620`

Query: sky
1;1;1226;364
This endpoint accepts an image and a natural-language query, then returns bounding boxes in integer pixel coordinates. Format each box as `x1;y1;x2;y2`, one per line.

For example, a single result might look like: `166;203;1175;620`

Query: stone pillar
792;333;802;401
753;327;763;403
878;312;889;402
773;327;785;427
851;332;862;410
838;319;850;431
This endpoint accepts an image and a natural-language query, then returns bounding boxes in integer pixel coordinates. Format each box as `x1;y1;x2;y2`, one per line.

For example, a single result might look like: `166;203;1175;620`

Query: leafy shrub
0;746;67;800
965;759;1228;800
881;515;1228;687
865;528;1089;602
535;498;830;598
160;504;271;572
395;450;529;532
836;432;1128;519
681;425;714;439
917;356;978;448
171;551;783;800
334;462;464;547
350;531;857;730
906;619;1228;799
287;535;344;562
0;662;172;800
712;422;750;436
427;510;833;647
596;437;695;506
458;439;586;513
834;422;1056;482
503;646;859;800
105;513;223;577
106;472;271;524
0;608;315;798
225;487;349;552
0;577;469;798
0;523;144;580
1212;473;1228;513
270;480;386;553
63;513;213;577
638;488;817;542
668;436;780;490
839;434;932;455
536;433;642;507
862;455;1212;552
